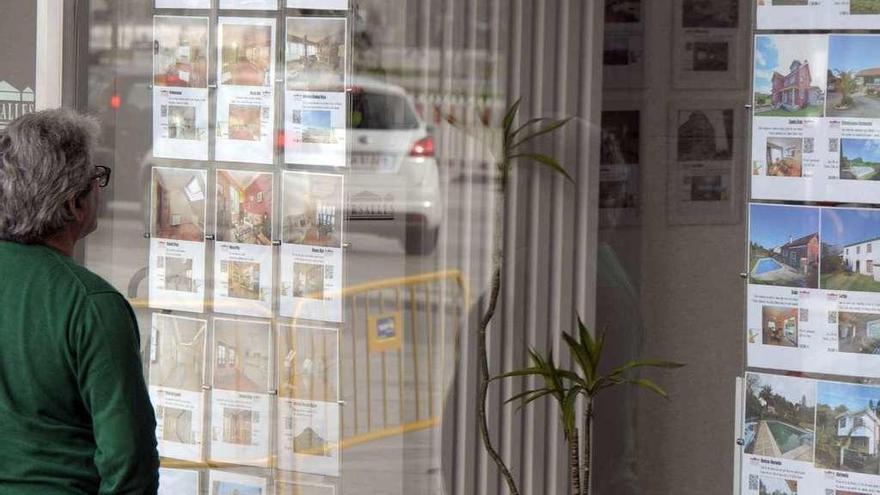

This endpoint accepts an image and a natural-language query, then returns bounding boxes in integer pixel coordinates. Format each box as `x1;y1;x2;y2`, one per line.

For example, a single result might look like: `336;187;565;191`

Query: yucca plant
458;98;573;495
496;315;684;495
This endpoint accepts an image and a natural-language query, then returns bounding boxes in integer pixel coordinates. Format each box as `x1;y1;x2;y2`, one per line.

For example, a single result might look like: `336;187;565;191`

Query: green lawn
852;0;880;14
754;105;823;117
821;271;880;292
772;0;808;4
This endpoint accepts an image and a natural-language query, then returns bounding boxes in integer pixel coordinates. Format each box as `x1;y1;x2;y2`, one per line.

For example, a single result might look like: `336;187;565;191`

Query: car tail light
410;136;434;157
110;94;121;110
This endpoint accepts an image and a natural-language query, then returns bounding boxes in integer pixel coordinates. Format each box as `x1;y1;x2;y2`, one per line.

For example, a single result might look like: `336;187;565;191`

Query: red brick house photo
772;60;812;111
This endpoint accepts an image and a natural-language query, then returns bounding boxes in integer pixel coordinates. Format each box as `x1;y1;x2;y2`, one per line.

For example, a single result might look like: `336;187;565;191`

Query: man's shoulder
0;241;120;297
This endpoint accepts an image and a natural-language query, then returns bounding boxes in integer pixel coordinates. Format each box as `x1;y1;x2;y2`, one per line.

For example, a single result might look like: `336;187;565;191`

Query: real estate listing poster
149;313;207;462
156;0;210;8
159;468;200;495
208;470;267;495
672;0;744;89
276;480;335;495
152;16;209;161
277;325;339;403
277;399;340;477
829;0;880;29
751;35;880;204
149;167;207;313
747;203;880;378
287;0;348;9
209;318;272;467
219;0;278;10
279;171;344;322
751;35;828;203
284;17;347;167
741;372;880;494
603;1;644;89
213;170;274;317
215;17;276;165
599;107;640;228
667;101;741;225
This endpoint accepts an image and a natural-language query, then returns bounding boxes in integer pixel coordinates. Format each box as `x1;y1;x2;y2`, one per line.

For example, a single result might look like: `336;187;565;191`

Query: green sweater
0;241;159;494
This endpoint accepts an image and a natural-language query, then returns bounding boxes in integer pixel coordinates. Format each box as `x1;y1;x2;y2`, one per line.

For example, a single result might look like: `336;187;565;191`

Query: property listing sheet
276;324;340;476
603;0;644;89
215;17;276;165
158;468;200;495
153;16;209;161
758;0;880;30
741;372;880;494
284;17;348;167
279;171;344;322
599;106;640;228
276;480;336;495
752;34;880;204
208;471;267;495
672;0;745;89
219;0;278;10
156;0;209;9
149;313;208;462
667;100;741;225
277;399;340;477
158;468;199;495
213;169;274;317
747;203;880;378
149;167;208;313
287;0;348;9
209;318;272;467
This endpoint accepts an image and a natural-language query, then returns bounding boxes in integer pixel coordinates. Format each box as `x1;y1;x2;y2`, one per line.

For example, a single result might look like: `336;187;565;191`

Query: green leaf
502;98;522;135
491;367;547;382
504;387;550;405
507;153;574;183
610;359;685;376
563;331;594;383
510;117;553;140
624;377;670;399
510;117;573;150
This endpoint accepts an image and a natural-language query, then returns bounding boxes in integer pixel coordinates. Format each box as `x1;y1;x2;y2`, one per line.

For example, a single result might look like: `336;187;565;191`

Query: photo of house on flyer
749;204;820;289
821;207;880;293
740;373;821;493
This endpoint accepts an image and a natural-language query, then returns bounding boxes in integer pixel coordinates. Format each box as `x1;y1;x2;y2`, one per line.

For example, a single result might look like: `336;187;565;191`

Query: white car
347;77;442;255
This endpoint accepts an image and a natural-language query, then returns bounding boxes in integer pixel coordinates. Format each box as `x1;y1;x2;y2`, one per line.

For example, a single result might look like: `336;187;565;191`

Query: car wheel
404;225;439;256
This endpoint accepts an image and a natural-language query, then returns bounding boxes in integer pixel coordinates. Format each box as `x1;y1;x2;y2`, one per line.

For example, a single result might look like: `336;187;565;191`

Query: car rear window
351;91;419;130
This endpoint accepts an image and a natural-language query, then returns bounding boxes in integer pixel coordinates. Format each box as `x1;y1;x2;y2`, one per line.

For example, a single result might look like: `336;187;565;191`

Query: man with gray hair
0;109;159;494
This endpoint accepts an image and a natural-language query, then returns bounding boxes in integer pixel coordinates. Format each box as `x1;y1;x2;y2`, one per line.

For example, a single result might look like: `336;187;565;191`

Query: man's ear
68;196;86;222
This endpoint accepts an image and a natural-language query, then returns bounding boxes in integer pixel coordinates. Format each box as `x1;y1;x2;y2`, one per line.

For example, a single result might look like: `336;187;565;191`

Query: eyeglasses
93;165;111;188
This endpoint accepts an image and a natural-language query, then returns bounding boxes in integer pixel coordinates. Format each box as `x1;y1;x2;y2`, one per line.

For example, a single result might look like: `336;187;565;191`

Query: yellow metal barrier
339;269;466;449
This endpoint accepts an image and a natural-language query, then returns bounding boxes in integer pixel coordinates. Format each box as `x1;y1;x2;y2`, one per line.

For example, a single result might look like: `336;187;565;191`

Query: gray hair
0;108;100;243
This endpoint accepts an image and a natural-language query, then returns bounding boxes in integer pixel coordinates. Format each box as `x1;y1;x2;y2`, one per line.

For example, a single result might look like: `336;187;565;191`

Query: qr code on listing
220;260;228;274
324;264;333;279
829;138;839;153
748;475;758;490
800;308;809;322
804;137;814;154
828;311;838;324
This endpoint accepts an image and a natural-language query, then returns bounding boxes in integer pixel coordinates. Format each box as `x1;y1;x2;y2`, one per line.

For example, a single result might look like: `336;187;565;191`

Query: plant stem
476;167;520;495
583;400;593;495
569;428;581;495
